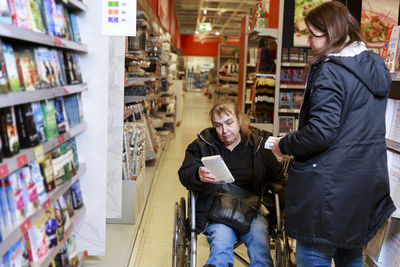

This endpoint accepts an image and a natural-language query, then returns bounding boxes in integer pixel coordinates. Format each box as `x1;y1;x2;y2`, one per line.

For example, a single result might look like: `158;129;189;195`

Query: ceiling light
203;9;207;15
215;32;220;35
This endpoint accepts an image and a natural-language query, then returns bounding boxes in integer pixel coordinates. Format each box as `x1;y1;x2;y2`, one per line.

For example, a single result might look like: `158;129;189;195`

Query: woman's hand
198;166;217;184
272;138;284;157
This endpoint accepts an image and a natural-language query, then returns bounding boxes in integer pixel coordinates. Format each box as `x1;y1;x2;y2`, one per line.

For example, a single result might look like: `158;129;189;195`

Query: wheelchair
172;157;295;267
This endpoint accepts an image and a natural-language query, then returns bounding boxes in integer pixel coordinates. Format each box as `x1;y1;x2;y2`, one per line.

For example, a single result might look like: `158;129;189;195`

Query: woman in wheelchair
178;98;286;267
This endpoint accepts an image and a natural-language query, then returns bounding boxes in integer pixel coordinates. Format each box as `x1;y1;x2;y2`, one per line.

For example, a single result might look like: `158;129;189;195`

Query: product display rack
31;206;86;267
0;164;86;257
0;1;88;264
238;0;284;136
0;122;86;180
0;23;87;53
0;83;88;108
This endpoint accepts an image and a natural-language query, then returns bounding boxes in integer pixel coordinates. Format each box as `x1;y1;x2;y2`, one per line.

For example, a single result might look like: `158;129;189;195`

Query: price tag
58;135;65;145
20;218;31;235
0;163;9;178
84;86;88;91
83;250;88;259
63;230;70;242
54;37;62;47
42;198;52;210
33;145;45;163
16;154;28;168
63;88;69;94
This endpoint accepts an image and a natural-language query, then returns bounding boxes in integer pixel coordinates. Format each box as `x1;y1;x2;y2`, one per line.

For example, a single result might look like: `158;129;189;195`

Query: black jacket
279;44;396;248
178;128;286;233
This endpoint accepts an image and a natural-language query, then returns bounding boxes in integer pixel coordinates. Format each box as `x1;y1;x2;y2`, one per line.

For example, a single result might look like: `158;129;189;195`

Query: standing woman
272;2;395;266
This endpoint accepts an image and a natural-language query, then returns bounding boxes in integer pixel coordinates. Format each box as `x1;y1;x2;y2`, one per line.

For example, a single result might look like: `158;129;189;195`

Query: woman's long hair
209;98;250;141
305;1;366;64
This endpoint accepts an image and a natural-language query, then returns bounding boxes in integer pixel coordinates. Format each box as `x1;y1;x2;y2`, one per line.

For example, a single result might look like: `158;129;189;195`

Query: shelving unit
0;122;86;179
0;23;87;53
0;164;86;257
280;84;306;90
238;0;284;136
0;1;89;264
31;206;86;267
0;83;88;108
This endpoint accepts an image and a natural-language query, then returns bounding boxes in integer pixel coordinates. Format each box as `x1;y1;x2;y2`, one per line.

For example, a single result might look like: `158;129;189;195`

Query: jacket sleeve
263;146;286;187
178;139;209;192
279;64;344;157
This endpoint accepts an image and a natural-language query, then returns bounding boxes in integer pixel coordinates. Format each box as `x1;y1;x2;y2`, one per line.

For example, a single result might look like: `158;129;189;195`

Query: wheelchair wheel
172;197;187;267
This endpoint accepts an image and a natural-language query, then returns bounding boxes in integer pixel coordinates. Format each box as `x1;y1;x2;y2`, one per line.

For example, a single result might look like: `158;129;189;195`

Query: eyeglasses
306;31;326;40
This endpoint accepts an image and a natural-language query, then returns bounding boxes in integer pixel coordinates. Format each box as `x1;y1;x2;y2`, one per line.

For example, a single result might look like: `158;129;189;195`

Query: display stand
237;0;284;136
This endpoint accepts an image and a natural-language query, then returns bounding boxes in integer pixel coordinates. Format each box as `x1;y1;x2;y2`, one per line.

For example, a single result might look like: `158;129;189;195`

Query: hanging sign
101;0;137;36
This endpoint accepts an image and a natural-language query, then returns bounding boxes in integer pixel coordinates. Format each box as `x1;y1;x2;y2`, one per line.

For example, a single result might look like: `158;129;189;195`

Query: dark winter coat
178;128;286;234
279;43;396;248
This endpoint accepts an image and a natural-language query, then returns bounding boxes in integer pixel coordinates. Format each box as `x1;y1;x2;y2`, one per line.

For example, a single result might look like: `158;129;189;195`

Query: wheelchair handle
266;183;284;194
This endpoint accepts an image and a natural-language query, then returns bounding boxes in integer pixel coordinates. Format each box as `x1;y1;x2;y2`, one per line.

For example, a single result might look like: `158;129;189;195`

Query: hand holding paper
201;155;235;184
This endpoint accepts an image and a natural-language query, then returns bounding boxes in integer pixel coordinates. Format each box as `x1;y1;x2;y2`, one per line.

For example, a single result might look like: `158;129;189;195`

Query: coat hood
327;42;391;97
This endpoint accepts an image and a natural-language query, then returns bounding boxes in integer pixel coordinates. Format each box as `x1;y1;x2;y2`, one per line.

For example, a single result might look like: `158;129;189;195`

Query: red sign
20;218;31;235
16;154;28;168
0;163;9;178
58;135;65;145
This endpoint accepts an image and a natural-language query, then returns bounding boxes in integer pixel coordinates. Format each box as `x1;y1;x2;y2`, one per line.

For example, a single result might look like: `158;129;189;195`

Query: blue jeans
296;240;363;267
205;213;273;267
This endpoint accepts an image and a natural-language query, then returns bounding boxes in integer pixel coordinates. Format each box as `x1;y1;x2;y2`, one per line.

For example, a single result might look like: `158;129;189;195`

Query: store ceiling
174;0;258;36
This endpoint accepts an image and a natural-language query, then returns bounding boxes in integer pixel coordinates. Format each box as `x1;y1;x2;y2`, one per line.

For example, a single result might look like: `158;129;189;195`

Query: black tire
172;202;180;267
177;197;187;267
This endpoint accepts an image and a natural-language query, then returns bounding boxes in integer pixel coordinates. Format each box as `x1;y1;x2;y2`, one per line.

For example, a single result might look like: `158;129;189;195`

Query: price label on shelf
54;37;62;47
101;0;136;36
16;154;28;168
58;135;65;145
0;163;9;178
20;218;31;235
33;145;45;163
42;198;52;210
63;88;69;94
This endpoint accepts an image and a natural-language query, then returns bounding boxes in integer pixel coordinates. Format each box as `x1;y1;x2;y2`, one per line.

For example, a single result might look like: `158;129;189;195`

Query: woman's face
306;23;328;53
212;110;241;150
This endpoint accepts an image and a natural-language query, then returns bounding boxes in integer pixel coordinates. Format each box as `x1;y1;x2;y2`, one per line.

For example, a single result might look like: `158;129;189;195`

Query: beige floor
132;91;249;267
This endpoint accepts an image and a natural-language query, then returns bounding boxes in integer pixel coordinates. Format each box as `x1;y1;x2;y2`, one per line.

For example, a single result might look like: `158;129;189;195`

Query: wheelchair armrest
266;183;284;194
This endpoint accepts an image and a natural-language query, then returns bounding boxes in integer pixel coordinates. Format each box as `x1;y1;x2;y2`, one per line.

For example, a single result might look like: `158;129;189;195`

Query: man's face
212;111;241;149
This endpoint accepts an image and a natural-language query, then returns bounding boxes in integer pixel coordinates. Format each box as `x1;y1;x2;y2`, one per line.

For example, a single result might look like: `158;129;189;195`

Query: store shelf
32;206;86;267
252;28;278;38
0;23;87;53
386;138;400;154
125;77;155;87
280;84;306;89
0;83;87;108
124;95;157;104
145;149;156;161
250;123;273;132
279;108;300;113
281;62;307;67
0;164;86;257
0;122;86;180
391;72;400;81
245;101;252;104
63;0;88;12
219;76;239;82
256;73;276;78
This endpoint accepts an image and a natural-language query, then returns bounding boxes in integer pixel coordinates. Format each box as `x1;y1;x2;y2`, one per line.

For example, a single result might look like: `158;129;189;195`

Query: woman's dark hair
305;1;365;64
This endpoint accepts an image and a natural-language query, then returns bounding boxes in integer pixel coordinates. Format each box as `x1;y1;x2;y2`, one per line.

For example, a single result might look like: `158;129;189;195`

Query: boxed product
279;91;293;109
278;116;295;136
382;25;400;72
40;99;59;139
2;42;21;92
292;68;306;85
292;91;304;110
280;68;292;85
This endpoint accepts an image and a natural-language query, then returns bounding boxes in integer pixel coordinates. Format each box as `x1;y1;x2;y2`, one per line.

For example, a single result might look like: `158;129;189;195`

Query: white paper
389;100;400;143
388;151;400;218
101;0;137;36
386;99;396;138
201;155;235;184
265;136;280;150
379;218;400;265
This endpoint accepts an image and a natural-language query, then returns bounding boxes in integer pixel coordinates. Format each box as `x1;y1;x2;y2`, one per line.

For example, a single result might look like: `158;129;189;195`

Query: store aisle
131;91;248;266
